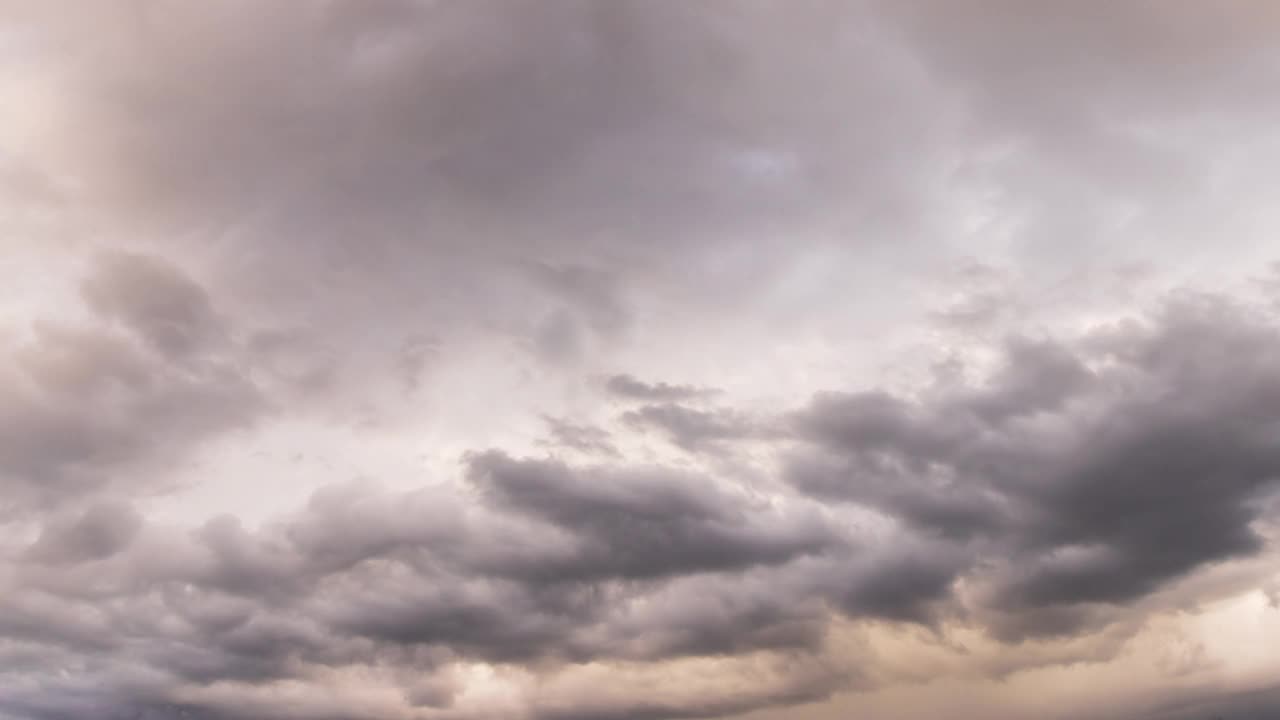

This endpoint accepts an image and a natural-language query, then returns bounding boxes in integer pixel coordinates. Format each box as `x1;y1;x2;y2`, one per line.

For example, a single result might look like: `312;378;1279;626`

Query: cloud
5;286;1280;718
465;451;834;582
605;375;720;403
17;1;937;239
620;404;765;453
2;0;972;365
24;500;143;565
5;2;1280;718
0;451;843;719
540;416;621;458
0;252;265;515
81;250;225;358
533;666;841;720
791;292;1280;637
1131;681;1280;720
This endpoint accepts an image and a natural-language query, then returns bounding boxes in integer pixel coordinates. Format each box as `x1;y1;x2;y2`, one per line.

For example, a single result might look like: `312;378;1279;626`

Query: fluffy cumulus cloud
3;2;1280;719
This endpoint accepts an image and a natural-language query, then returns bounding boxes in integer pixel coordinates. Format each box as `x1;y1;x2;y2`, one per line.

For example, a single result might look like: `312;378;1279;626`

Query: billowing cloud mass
3;2;1280;719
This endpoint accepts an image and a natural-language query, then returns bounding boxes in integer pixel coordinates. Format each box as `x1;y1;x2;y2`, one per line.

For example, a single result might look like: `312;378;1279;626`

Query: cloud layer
3;2;1280;719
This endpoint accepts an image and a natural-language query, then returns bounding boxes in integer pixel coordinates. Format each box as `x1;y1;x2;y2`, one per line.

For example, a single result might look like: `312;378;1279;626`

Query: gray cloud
0;448;849;719
81;250;225;359
34;1;931;240
5;287;1280;718
540;416;621;458
791;293;1280;636
1126;681;1280;720
465;451;834;582
533;669;843;720
4;0;975;375
24;500;143;565
605;375;720;403
6;1;1280;718
620;404;765;453
0;253;265;515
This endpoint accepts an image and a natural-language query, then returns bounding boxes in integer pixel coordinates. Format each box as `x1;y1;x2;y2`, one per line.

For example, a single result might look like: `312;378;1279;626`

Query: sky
2;2;1280;719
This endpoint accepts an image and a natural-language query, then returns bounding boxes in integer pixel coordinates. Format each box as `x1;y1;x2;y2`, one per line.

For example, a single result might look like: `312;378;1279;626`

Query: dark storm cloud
465;451;833;582
6;448;833;634
0;445;852;719
584;568;833;660
321;572;590;664
825;544;964;624
6;289;1280;718
791;293;1280;634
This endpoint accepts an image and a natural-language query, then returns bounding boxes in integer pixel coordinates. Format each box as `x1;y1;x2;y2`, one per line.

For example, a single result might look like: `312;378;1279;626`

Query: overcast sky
3;2;1280;719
